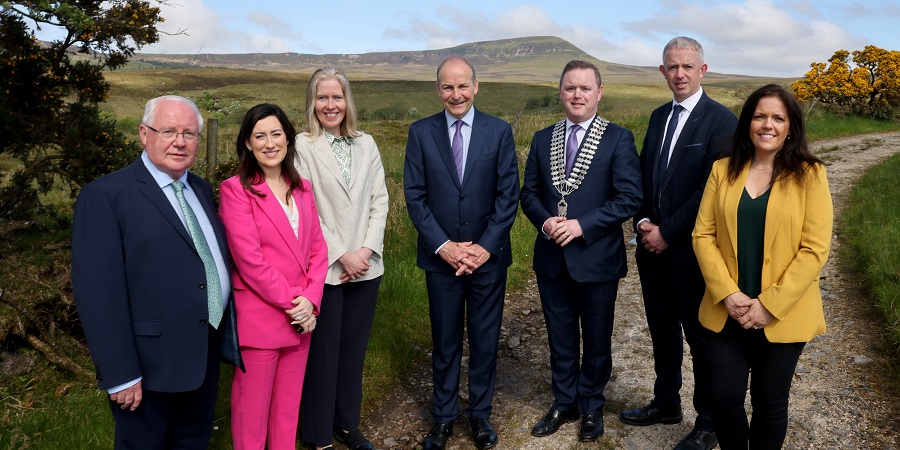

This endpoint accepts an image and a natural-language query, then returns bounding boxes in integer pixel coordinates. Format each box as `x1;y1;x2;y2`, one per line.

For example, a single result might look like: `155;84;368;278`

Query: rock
507;335;521;349
383;437;398;447
852;355;873;364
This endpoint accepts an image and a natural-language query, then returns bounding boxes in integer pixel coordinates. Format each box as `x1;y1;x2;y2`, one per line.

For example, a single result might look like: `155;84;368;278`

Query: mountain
131;36;752;84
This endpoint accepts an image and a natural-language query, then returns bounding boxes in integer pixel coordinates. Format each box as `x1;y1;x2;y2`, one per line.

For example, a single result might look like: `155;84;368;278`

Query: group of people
71;34;832;450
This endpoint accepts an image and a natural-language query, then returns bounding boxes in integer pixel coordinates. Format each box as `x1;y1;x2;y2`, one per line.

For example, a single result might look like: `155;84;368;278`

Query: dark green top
737;188;770;298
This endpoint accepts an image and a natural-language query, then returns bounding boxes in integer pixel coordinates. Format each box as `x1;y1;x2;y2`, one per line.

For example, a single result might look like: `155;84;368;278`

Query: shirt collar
141;151;188;189
673;87;704;113
566;115;596;132
324;129;353;145
445;107;475;129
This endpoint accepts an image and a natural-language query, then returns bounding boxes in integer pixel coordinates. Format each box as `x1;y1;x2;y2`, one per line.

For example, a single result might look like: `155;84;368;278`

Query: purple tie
565;124;581;176
452;120;464;181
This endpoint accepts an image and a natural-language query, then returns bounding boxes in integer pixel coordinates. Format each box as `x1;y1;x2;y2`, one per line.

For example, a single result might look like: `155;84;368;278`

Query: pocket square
684;143;703;148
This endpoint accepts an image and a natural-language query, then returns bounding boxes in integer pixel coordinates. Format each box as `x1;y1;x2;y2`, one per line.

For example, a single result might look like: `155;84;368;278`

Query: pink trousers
232;345;309;450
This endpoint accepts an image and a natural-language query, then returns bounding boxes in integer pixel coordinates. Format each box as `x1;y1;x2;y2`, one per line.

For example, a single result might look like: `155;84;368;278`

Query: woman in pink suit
219;103;328;450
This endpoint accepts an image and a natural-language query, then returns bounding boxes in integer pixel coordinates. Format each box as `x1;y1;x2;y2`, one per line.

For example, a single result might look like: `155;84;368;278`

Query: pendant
557;198;567;217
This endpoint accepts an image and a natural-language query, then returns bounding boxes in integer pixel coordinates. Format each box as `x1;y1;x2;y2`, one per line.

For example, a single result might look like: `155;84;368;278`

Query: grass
842;152;900;359
3;66;900;447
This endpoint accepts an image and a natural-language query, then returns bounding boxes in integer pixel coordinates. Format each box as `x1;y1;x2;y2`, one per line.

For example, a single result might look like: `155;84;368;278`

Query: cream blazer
295;131;389;285
692;158;833;343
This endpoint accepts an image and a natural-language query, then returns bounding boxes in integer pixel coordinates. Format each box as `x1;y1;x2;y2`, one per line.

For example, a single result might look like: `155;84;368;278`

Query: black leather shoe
422;422;453;450
578;412;604;441
469;417;498;449
333;427;375;450
619;402;683;426
531;407;579;437
674;428;718;450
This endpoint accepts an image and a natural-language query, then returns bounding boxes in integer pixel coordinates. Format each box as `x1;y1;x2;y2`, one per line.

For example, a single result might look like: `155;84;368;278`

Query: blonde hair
303;67;361;138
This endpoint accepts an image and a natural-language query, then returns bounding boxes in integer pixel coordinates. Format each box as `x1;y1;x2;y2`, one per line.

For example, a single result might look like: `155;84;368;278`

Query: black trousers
425;269;506;423
636;245;713;430
108;326;220;450
301;277;381;447
536;264;618;414
707;318;805;450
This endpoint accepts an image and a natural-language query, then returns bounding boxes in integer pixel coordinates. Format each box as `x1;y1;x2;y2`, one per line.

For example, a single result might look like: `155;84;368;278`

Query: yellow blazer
692;158;833;343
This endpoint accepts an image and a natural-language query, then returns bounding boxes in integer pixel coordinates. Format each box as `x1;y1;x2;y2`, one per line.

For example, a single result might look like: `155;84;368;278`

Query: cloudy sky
35;0;900;77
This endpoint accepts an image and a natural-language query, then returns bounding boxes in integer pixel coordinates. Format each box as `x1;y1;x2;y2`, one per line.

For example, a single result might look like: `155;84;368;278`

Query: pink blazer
219;176;328;349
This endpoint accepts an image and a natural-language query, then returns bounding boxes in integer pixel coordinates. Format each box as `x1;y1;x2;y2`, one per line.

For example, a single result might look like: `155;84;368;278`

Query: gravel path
358;132;900;450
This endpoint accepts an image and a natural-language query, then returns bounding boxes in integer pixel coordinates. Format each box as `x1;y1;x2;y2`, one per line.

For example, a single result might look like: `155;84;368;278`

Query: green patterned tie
172;181;223;329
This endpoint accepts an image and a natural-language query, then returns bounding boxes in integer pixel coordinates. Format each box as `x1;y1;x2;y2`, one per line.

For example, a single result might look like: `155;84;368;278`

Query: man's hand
438;241;473;272
338;248;374;283
639;221;668;254
546;217;583;247
110;380;143;411
455;243;491;275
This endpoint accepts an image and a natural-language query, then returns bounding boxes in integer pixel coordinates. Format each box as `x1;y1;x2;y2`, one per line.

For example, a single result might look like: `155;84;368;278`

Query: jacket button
199;283;205;289
199;319;207;326
764;258;771;265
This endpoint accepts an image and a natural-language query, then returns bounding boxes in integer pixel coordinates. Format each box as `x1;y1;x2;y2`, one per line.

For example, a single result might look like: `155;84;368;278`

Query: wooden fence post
206;117;218;179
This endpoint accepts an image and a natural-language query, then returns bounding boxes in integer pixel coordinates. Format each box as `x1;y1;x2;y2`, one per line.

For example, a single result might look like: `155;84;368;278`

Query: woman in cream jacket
692;84;832;449
295;67;388;450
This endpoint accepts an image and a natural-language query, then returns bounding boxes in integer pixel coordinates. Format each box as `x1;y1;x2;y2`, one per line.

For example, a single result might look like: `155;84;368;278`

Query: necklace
549;117;608;217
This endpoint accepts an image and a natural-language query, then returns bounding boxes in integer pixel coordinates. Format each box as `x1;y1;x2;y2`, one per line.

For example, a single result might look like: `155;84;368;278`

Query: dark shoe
619;402;683;426
673;428;718;450
469;417;498;449
578;412;604;441
531;407;579;437
422;422;453;450
333;427;375;450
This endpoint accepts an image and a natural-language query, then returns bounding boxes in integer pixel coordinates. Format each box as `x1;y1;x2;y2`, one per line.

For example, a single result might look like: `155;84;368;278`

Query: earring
787;135;792;140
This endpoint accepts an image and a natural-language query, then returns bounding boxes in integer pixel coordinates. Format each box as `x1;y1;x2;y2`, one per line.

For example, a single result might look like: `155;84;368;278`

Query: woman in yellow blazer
295;67;388;450
692;84;832;449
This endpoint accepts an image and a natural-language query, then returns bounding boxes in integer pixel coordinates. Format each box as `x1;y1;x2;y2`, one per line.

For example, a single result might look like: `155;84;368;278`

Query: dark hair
726;84;822;185
559;60;602;88
235;103;303;199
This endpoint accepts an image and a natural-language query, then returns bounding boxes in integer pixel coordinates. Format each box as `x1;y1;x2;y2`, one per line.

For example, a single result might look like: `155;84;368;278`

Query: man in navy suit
72;95;243;449
404;56;519;450
521;60;642;442
619;37;736;450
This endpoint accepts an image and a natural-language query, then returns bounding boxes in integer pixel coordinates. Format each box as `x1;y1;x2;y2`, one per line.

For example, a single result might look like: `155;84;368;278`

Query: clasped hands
725;291;775;330
285;296;316;333
543;216;582;247
439;241;490;276
338;247;374;283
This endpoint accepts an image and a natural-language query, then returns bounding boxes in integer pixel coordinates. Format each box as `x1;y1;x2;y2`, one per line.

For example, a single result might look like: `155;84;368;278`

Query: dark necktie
657;104;684;193
452;120;464;181
565;124;581;177
172;180;223;329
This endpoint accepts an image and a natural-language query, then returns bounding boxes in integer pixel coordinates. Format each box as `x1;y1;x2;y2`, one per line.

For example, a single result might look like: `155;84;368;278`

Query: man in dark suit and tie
403;56;519;450
521;60;642;442
72;95;243;449
618;37;736;450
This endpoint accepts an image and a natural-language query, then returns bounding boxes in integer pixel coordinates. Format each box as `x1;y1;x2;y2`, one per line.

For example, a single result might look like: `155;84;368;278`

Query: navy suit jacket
635;91;736;256
403;109;520;273
521;118;642;283
72;157;243;393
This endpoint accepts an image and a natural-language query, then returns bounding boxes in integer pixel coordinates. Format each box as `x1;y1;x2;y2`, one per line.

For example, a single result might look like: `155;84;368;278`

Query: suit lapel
763;178;788;253
309;135;351;196
251;182;308;271
132;161;194;248
428;113;461;188
724;164;749;258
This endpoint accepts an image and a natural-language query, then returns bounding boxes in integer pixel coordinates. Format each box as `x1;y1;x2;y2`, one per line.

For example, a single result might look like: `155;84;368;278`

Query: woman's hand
738;298;775;330
338;248;373;283
285;296;316;332
724;291;753;320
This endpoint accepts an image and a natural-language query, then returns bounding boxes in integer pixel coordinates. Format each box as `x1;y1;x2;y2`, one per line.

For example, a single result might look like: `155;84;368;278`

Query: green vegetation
3;65;900;447
842;152;900;359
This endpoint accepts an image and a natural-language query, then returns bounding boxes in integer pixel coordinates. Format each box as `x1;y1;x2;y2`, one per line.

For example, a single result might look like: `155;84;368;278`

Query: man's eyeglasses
144;124;201;142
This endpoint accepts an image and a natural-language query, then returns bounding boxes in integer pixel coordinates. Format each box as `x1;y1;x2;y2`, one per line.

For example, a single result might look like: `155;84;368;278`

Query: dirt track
359;132;900;450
